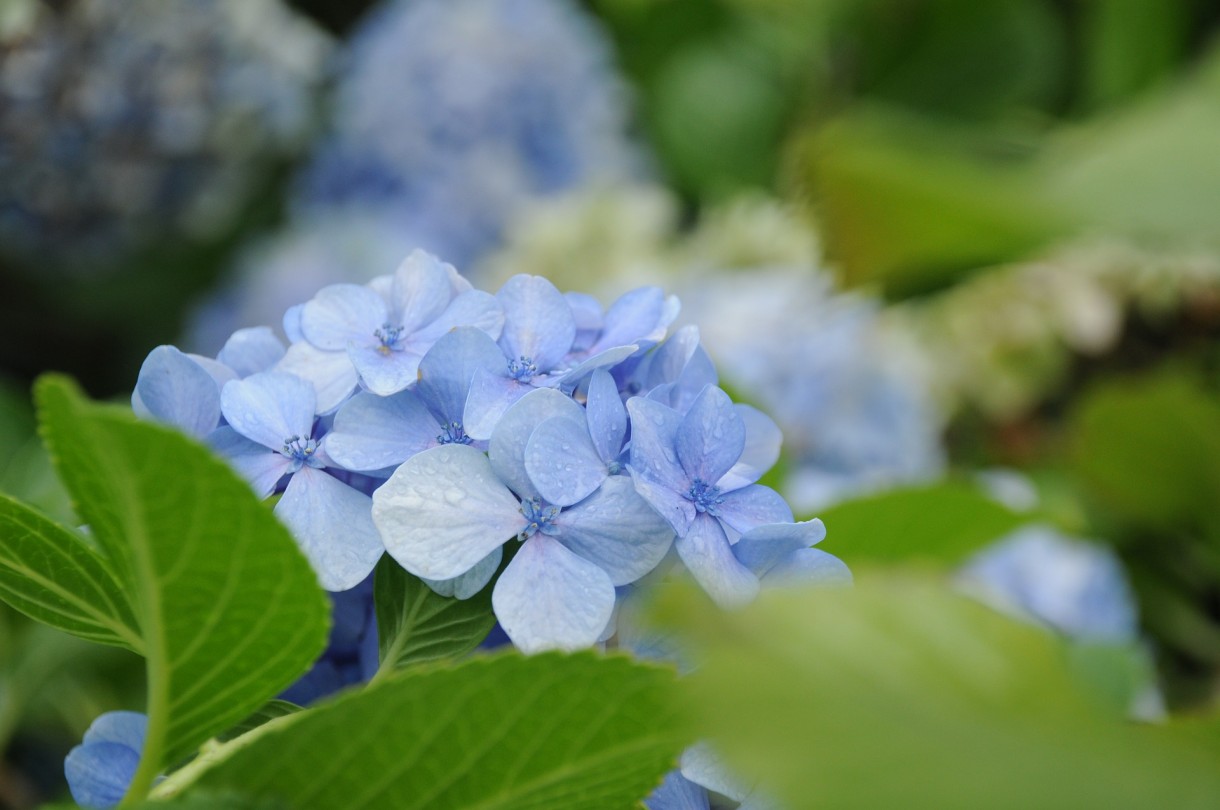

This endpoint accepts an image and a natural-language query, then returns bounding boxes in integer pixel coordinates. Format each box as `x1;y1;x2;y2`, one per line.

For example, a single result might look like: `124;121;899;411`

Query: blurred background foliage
2;0;1220;806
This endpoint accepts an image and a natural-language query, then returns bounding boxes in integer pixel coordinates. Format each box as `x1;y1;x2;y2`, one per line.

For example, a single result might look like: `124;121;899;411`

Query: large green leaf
654;574;1220;809
182;652;686;809
815;480;1027;565
0;493;141;651
373;556;497;675
34;376;330;789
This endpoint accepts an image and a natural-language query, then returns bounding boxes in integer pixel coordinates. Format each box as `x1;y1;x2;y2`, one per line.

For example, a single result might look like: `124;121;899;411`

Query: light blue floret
64;711;149;808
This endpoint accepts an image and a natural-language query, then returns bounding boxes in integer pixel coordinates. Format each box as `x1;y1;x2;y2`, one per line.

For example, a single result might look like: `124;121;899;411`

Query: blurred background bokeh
2;0;1219;806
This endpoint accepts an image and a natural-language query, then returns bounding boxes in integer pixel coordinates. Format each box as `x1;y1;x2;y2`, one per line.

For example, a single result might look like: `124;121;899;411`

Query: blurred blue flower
957;524;1138;643
281;574;379;705
64;711;148;808
0;0;329;273
295;0;642;269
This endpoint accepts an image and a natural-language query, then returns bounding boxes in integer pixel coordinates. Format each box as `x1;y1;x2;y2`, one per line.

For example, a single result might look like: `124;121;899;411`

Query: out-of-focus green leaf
373;556;496;674
180;653;687;810
216;700;302;744
653;573;1220;809
1070;373;1220;538
34;375;330;789
1039;55;1220;242
1080;0;1189;110
803;110;1069;294
815;480;1027;565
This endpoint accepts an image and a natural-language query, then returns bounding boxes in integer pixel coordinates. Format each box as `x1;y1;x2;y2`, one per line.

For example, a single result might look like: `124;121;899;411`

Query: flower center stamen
281;434;320;465
518;497;560;539
507;356;538;383
686;478;723;516
374;323;405;355
436;421;472;446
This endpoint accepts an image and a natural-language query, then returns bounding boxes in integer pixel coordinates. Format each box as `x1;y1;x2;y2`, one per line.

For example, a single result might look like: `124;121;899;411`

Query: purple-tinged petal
276;342;358;414
733;519;827;577
277;467;384;592
208;427;293;497
325;391;440;472
632;325;700;393
81;711;146;750
186;354;240;390
283;304;305;343
389;250;453;334
765;548;852;587
716;485;793;534
586;369;627;464
496;275;576;371
550;476;674;585
720;405;782;490
133;346;221;438
680;743;752;802
65;741;140;808
301;284;388;351
422;546;502;600
566;291;604;353
594;286;670;352
645;771;710;810
347;344;421;397
492;533;616;653
628;466;695;537
625;397;688;493
676;514;760;607
463;367;527;441
372;445;524;581
489;389;586;501
217;327;286;377
525;416;606;507
677;386;745;485
409;289;505;346
417;327;506;423
221;371;316;451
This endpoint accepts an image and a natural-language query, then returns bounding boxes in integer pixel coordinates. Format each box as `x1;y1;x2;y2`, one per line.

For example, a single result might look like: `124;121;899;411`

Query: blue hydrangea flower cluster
294;0;641;269
0;0;329;273
134;250;848;654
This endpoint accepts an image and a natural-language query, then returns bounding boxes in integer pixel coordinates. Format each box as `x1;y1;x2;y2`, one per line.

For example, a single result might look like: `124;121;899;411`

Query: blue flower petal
550;476;673;585
276;341;359;414
372;445;524;581
220;371;317;451
347;343;422;396
489;388;585;501
496;275;576;371
676;386;745;485
585;369;627;464
675;513;760;607
417;327;506;423
627;467;695;537
422;546;502;600
65;741;141;809
492;533;615;653
764;548;853;588
81;711;147;750
388;250;454;334
300;283;388;351
556;344;638;389
326;390;440;472
410;289;505;347
625;397;687;492
644;770;710;810
276;467;384;591
525;416;606;507
719;404;782;491
463;367;528;441
733;519;827;577
680;742;752;802
217;327;286;377
715;484;793;534
594;286;673;353
207;427;292;497
132;346;221;438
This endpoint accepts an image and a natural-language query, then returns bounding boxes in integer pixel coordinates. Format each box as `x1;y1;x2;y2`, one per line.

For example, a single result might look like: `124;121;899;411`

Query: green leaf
814;480;1027;565
184;652;687;809
653;573;1220;809
216;700;302;743
1080;0;1187;110
1070;373;1220;535
373;556;497;675
0;493;141;651
34;375;329;789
